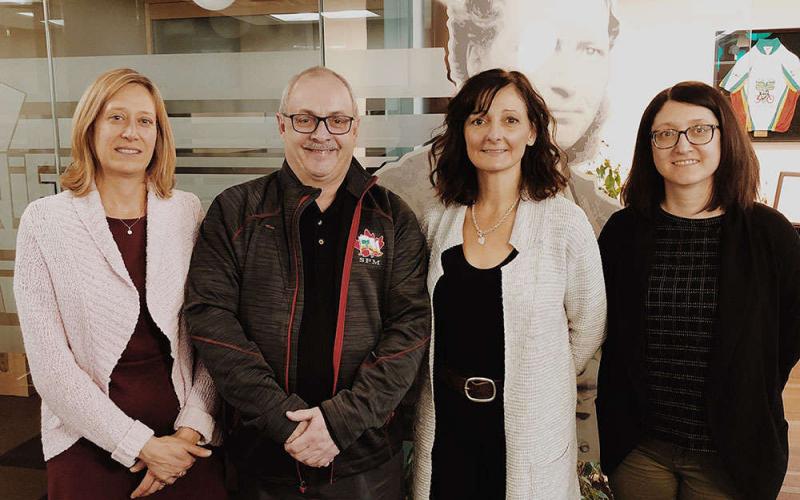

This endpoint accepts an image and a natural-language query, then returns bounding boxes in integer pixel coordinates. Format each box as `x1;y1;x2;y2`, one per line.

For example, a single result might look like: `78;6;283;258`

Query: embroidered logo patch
354;229;384;265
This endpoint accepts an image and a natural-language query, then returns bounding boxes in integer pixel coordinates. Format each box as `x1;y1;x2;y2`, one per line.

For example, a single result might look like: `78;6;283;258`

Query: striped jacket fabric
184;160;431;478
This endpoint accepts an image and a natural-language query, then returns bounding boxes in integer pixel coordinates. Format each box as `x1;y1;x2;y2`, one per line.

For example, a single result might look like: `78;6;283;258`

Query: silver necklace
470;198;519;245
115;216;143;235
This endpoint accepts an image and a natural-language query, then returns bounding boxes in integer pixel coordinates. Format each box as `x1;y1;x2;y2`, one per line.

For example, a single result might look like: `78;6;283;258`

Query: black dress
46;217;226;500
430;245;517;500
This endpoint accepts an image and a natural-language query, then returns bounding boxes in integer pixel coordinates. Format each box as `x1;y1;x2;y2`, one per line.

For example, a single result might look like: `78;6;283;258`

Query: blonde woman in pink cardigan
13;68;226;499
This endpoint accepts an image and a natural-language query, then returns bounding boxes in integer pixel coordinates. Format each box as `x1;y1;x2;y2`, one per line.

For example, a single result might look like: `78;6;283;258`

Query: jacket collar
71;183;168;288
437;204;466;252
143;188;172;297
435;197;551;253
709;205;753;386
509;197;548;250
624;208;657;394
278;158;373;204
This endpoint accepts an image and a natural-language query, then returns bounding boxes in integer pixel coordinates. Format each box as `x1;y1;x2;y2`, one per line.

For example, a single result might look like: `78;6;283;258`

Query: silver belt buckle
464;376;496;403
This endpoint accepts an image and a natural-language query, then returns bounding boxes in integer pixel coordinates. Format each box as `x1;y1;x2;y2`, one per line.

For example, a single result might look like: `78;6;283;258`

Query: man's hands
284;407;339;468
129;428;211;498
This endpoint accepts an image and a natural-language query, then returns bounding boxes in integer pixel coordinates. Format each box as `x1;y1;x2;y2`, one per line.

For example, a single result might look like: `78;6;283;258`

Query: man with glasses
185;66;430;499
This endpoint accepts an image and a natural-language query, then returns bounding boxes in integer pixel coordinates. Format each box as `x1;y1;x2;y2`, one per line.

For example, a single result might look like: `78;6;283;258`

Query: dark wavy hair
621;81;759;212
429;68;567;206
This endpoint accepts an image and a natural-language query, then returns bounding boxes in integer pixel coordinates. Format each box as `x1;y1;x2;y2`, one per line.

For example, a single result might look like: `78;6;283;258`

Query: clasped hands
129;427;211;498
284;407;340;468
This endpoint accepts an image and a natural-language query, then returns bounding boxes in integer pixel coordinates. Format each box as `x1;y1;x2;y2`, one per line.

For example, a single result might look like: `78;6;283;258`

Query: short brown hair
430;68;567;206
60;68;176;198
621;81;759;212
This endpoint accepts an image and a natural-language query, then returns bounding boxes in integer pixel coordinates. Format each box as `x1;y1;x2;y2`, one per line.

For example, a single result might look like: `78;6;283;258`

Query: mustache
303;142;338;151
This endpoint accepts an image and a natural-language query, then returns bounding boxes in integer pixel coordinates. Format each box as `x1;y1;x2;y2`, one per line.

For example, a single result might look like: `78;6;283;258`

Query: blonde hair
60;68;176;198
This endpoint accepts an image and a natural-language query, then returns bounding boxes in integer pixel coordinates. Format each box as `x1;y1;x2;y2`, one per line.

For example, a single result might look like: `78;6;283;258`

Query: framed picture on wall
714;28;800;142
774;171;800;227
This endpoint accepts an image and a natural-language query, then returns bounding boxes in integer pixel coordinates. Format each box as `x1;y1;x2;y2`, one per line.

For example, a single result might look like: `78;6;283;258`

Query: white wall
607;0;800;205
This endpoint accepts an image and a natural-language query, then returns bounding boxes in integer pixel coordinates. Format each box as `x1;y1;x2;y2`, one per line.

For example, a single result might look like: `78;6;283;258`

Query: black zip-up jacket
184;160;431;479
597;204;800;500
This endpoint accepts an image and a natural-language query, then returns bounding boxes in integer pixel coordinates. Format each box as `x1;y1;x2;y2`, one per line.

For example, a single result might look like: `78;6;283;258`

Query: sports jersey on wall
721;38;800;132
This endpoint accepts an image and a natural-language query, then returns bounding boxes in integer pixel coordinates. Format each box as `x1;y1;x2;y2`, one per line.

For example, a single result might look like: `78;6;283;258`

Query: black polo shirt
296;186;356;408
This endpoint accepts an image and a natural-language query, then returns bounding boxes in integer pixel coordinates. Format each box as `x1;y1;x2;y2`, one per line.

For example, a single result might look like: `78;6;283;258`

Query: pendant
127;229;133;235
477;234;486;245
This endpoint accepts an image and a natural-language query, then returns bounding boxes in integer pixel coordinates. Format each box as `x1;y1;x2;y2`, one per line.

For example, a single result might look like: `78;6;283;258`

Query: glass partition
7;2;799;499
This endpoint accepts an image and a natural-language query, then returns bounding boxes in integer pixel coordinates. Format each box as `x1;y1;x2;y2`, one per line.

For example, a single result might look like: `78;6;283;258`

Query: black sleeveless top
430;244;517;500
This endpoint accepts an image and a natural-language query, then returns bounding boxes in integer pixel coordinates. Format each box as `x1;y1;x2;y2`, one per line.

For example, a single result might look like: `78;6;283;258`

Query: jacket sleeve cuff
319;396;362;451
110;420;154;467
174;405;216;445
271;393;310;444
318;404;343;450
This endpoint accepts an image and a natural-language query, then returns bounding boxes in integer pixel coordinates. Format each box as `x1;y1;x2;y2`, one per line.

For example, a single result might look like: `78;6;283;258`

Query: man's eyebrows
293;108;350;116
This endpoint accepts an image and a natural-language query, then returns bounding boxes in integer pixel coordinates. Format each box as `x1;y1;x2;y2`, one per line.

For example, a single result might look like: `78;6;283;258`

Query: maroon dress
46;216;226;500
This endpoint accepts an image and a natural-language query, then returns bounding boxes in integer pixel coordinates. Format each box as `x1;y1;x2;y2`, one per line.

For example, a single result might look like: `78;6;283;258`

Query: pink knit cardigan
14;187;219;468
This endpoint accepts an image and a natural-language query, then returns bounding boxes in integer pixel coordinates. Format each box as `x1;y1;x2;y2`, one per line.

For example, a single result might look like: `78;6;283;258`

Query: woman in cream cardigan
413;69;606;499
14;69;225;499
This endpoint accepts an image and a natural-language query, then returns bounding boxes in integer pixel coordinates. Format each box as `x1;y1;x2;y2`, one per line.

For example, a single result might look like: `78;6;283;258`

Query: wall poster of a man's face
446;0;619;165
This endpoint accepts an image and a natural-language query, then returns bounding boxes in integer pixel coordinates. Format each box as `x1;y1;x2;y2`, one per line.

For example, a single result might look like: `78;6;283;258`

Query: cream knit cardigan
14;187;219;468
413;196;607;499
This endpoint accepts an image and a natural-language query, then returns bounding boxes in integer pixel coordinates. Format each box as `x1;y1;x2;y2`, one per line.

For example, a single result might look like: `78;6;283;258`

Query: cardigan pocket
530;438;576;498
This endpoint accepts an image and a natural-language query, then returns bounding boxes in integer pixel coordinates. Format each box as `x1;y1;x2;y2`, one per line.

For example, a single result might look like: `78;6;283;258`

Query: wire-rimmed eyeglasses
281;113;355;135
650;124;719;149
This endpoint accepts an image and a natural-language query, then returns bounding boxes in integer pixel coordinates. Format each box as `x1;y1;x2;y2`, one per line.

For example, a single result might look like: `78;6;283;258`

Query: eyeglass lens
291;114;352;134
652;125;715;148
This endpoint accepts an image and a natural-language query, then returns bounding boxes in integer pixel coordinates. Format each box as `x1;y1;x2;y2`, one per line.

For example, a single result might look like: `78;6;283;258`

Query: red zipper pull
296;461;307;494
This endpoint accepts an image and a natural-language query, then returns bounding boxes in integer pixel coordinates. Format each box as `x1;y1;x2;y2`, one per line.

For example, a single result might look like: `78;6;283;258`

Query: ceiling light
322;10;378;19
192;0;234;11
270;12;319;22
17;11;33;17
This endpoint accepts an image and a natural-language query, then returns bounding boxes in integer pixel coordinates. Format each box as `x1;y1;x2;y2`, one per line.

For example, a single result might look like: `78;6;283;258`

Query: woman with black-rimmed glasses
597;81;800;500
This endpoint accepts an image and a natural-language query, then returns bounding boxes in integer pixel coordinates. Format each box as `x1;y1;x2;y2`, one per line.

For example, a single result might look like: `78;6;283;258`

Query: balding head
279;66;359;116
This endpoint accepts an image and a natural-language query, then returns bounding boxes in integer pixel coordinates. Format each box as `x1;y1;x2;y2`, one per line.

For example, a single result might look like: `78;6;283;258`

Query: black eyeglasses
281;113;355;135
650;124;719;149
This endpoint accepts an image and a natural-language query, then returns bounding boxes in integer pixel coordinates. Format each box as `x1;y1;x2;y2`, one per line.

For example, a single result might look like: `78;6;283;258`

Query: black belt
440;366;503;403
